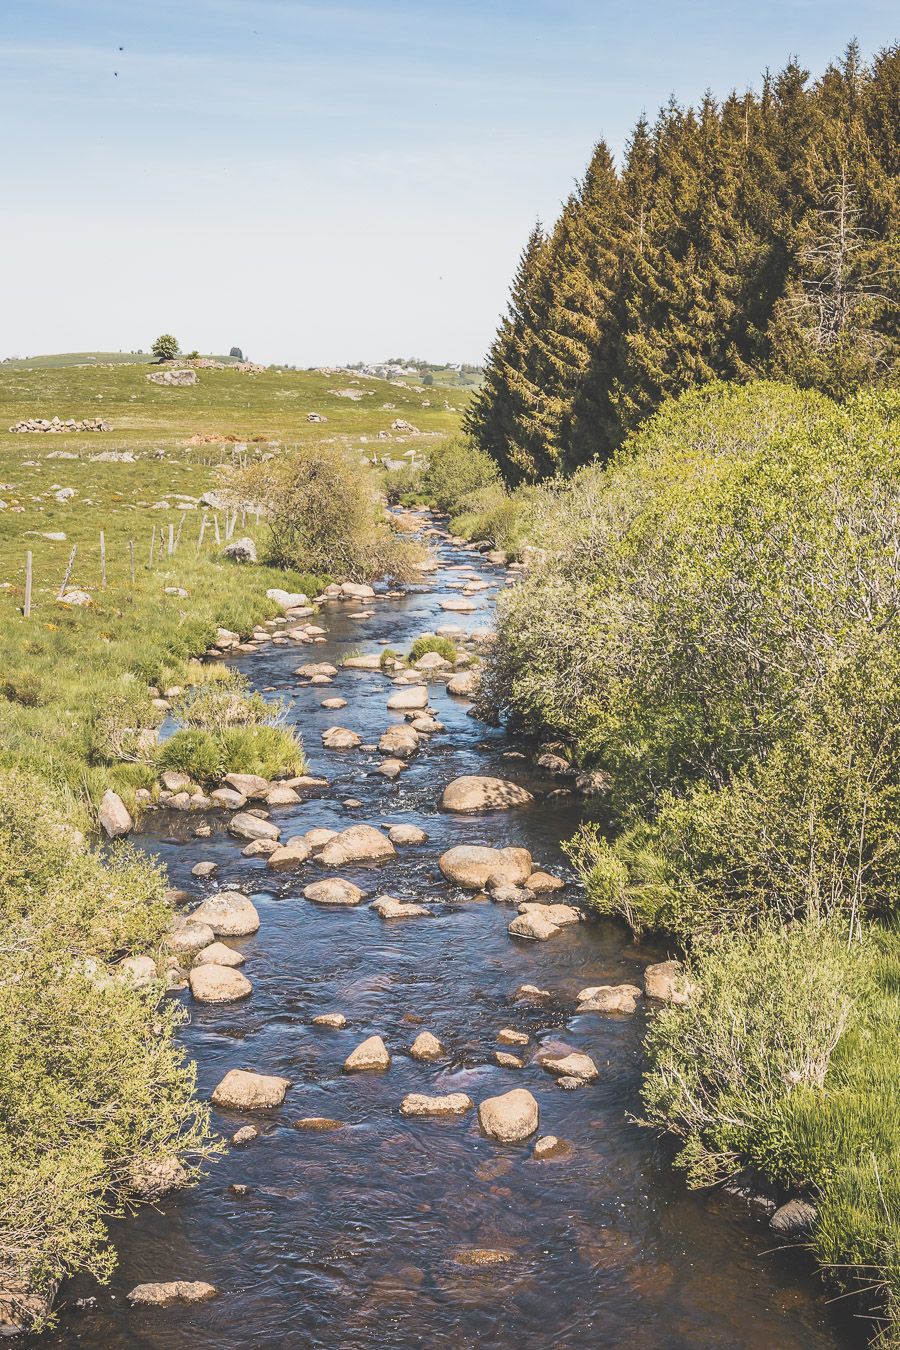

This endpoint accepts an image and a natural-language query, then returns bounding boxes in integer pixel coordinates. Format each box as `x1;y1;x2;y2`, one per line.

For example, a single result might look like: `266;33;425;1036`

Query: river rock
770;1198;818;1237
210;787;247;809
292;1117;345;1131
312;1012;347;1028
439;845;532;889
296;662;338;678
321;697;347;709
533;1135;572;1161
496;1051;523;1068
400;1093;473;1117
266;842;311;871
340;581;375;600
189;964;252;1003
508;911;560;941
315;825;396;866
191;861;218;878
165;919;215;956
386;685;428;711
322;725;361;749
231;1125;258;1145
409;1031;443;1060
222;772;269;799
515;984;552;1000
127;1281;217;1306
194;942;245;968
644;959;696;1005
304;878;365;905
344;1035;391;1072
228;812;280;842
387;823;428;845
440;776;534;813
342;653;383;670
497;1028;529;1046
378;724;420;756
527;871;565;893
447;671;478;697
266;785;301;806
267;588;309;610
377;758;405;779
414;651;452;673
576;983;642;1014
477;1088;539;1142
371;895;431;919
191;891;260;937
490;882;535;905
540;1051;598;1082
99;789;132;839
410;715;442;733
242;837;279;857
211;1068;290;1110
305;827;338;849
518;901;580;928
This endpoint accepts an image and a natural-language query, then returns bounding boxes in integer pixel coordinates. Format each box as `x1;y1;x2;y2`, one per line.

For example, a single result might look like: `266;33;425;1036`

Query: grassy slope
0;361;462;804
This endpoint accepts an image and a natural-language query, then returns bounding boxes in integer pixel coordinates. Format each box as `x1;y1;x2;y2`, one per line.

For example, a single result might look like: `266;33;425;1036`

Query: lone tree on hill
229;346;244;360
151;333;180;362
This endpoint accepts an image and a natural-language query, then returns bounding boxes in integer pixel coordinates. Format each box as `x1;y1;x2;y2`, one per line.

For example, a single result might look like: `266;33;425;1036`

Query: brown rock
400;1093;473;1117
440;775;533;813
344;1035;391;1072
194;941;245;968
211;1068;290;1110
189;964;252;1003
439;845;532;890
477;1088;539;1142
315;824;396;866
409;1031;443;1061
191;891;260;937
304;877;365;906
127;1281;217;1306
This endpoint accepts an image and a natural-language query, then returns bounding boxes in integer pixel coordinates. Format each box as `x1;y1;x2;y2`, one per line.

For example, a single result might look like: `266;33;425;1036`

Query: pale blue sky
2;1;895;364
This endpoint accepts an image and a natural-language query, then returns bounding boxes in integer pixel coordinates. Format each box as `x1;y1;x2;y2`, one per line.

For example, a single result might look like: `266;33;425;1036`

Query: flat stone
189;964;253;1003
497;1028;529;1046
242;837;279;857
527;871;565;893
495;1051;523;1068
441;775;533;813
210;787;247;809
191;891;260;937
228;812;280;842
266;785;301;806
292;1117;345;1131
344;1035;391;1072
322;726;361;749
409;1031;443;1061
266;843;311;871
194;942;245;968
371;896;431;919
517;901;581;927
312;1012;347;1028
304;878;365;906
305;827;339;849
450;1249;513;1266
211;1068;290;1110
386;685;428;710
400;1093;473;1117
508;911;560;941
315;824;396;866
321;697;347;709
387;823;428;845
127;1281;217;1306
540;1051;598;1082
222;772;269;799
576;983;642;1014
478;1088;539;1142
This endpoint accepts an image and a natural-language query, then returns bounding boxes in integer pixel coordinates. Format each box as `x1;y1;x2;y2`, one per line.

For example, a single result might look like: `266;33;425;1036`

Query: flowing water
40;520;856;1348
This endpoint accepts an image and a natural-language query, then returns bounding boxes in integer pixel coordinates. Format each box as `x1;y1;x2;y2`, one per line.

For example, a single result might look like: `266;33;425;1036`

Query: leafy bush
158;724;305;782
172;669;283;730
419;434;501;514
408;635;456;664
237;443;421;581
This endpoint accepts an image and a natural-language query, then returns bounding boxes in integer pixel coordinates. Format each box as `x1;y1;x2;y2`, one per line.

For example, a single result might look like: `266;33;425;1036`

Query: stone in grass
477;1088;539;1143
195;942;245;968
400;1093;473;1118
343;1035;391;1072
312;1012;347;1028
304;878;365;906
99;789;132;839
222;772;269;799
409;1031;443;1061
127;1281;217;1306
211;1069;291;1111
644;959;697;1006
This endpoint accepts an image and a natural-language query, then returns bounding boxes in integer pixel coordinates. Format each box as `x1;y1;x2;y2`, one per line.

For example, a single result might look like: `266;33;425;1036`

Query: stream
41;516;854;1348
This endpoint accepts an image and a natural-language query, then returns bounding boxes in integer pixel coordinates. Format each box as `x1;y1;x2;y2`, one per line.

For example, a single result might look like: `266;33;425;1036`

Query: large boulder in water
315;825;396;866
191;891;260;937
440;776;533;813
211;1068;290;1110
439;845;532;890
189;964;252;1003
477;1088;539;1142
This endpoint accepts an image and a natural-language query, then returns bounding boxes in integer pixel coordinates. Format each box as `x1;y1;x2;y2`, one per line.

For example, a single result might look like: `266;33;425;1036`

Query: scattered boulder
477;1088;539;1143
439;845;532;890
312;1012;347;1028
644;959;696;1005
266;785;301;806
194;942;245;968
527;871;565;893
322;697;348;709
371;895;431;919
378;724;420;756
517;901;581;927
223;537;257;564
497;1028;529;1046
191;861;218;879
231;1125;258;1146
99;789;132;839
342;653;383;670
576;983;642;1014
447;671;478;697
115;955;158;988
305;827;338;849
322;725;362;749
386;686;428;711
124;1155;188;1198
315;825;396;866
496;1051;523;1068
409;1031;443;1061
440;776;534;813
400;1093;473;1117
533;1135;572;1161
344;1035;391;1072
304;878;365;906
211;1068;290;1110
266;588;309;610
770;1198;818;1238
266;842;311;871
242;837;279;857
223;772;269;799
127;1281;216;1306
387;823;428;845
508;911;560;941
189;964;252;1003
210;787;247;810
540;1051;598;1082
228;812;280;843
165;919;215;956
191;891;260;937
296;662;338;678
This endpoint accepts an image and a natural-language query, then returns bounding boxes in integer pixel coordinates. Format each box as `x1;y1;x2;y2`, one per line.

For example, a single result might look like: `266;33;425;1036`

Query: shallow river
42;521;856;1348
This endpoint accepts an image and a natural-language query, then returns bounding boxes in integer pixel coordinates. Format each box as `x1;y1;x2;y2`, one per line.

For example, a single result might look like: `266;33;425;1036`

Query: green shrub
408;635;457;664
172;669;283;730
419;434;500;514
158;724;306;782
237;443;421;581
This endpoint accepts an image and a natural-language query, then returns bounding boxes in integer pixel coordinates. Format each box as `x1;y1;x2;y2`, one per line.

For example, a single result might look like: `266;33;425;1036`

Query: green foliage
172;668;282;731
158;724;305;782
0;776;217;1320
150;334;180;362
238;442;421;582
418;434;501;515
470;45;900;481
643;923;900;1338
408;634;457;664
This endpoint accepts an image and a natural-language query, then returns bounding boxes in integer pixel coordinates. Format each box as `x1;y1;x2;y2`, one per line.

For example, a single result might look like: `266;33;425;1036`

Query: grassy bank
0;359;463;1329
451;381;900;1342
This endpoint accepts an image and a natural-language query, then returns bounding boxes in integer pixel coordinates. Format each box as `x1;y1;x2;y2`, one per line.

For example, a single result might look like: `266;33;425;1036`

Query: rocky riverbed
35;512;851;1349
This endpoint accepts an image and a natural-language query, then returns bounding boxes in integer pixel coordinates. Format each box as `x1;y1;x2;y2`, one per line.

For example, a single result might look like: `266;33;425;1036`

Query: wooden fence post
174;512;186;551
129;539;136;585
167;523;175;557
100;531;107;588
213;514;221;545
23;551;32;617
149;525;156;568
57;545;77;600
197;514;207;551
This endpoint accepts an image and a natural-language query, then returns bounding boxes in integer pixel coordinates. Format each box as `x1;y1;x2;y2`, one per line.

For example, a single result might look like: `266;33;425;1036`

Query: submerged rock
127;1281;217;1306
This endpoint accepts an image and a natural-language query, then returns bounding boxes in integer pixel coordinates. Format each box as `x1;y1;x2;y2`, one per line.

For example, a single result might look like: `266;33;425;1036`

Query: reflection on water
37;527;853;1349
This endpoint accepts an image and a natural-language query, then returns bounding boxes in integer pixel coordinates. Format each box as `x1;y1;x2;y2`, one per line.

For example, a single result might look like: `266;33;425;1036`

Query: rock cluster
146;369;199;386
9;416;110;433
